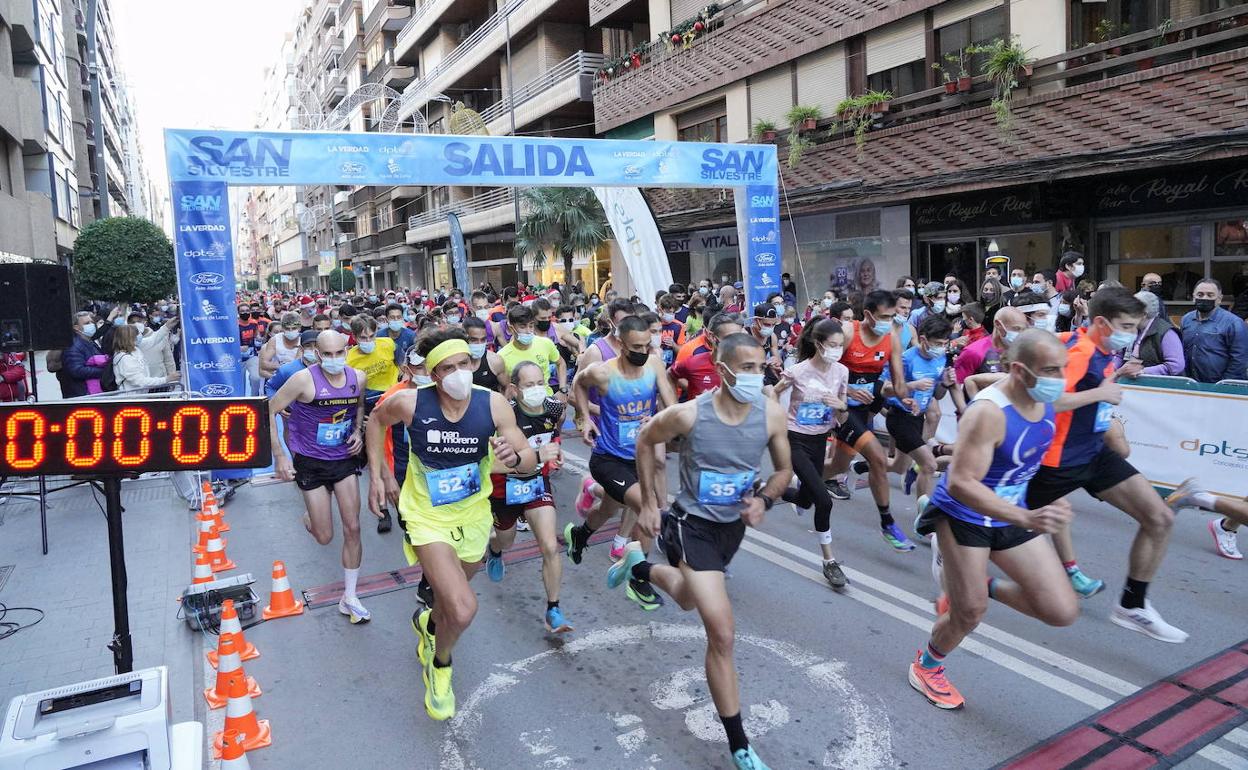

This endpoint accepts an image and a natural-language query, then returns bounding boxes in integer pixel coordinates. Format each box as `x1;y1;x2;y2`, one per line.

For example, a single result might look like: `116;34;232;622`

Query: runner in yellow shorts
366;329;538;722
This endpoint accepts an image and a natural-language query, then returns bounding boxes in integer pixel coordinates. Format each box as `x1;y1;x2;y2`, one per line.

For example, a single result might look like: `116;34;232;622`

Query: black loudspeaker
0;263;75;352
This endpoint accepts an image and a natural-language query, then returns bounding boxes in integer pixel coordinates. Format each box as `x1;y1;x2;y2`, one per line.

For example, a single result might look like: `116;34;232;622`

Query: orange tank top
841;320;892;383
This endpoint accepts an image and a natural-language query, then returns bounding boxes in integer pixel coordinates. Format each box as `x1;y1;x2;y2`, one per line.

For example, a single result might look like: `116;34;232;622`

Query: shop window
935;8;1008;75
866;59;926;98
678;115;728;143
1109;224;1202;302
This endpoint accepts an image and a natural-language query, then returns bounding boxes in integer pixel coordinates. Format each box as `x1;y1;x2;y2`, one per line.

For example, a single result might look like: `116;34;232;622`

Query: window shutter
797;45;847;114
934;0;1004;28
748;66;792;127
866;15;925;75
677;99;727;130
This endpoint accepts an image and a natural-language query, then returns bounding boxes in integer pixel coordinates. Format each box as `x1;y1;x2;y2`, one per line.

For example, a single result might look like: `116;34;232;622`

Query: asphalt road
199;437;1248;770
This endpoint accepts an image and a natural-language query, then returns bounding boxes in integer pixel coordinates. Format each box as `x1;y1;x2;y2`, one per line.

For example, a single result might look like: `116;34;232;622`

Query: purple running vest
286;364;361;460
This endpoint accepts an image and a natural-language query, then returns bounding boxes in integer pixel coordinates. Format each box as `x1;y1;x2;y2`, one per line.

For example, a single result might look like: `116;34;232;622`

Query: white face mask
757;324;773;338
133;322;146;333
822;298;834;308
1072;264;1085;278
821;345;843;363
475;308;491;320
439;368;473;400
947;291;961;302
520;385;546;409
650;333;662;349
413;374;433;386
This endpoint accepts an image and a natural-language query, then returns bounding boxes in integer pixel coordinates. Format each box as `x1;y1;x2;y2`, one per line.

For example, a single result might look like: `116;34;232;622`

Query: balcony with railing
397;0;562;120
589;0;648;28
365;48;417;88
365;0;414;33
394;0;455;63
317;0;336;28
480;51;603;135
322;31;343;61
406;187;515;244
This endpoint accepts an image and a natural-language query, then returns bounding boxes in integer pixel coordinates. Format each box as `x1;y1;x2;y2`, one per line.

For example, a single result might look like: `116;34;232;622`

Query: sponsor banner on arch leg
1113;380;1248;498
172;179;242;397
737;185;782;308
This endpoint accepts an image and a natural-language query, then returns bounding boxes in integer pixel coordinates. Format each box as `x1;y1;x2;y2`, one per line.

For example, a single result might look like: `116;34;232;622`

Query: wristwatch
758;493;775;511
558;385;569;394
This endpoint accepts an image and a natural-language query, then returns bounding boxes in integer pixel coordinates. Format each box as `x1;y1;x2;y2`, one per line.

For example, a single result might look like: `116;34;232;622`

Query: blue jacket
60;333;107;398
1181;307;1248;383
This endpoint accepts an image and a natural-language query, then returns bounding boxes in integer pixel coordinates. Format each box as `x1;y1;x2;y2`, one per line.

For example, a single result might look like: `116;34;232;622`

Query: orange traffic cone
192;515;225;554
203;491;229;532
261;561;304;619
204;635;261;709
205;528;235;573
191;552;214;585
218;728;251;769
212;675;271;758
208;600;258;667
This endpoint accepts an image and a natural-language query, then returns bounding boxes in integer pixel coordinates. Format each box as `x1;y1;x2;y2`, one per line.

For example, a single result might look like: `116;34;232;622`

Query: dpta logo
190;272;225;288
186;136;292;178
202;383;234;396
190;354;238;372
1181;438;1248;460
700;148;765;182
180;194;221;213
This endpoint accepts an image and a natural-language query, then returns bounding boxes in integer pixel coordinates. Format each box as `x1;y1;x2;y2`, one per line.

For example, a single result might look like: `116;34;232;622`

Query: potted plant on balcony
933;62;957;94
980;36;1033;134
944;48;974;92
786;105;821;134
1138;18;1173;70
787;132;814;169
835;90;891;152
1094;20;1121;55
752;119;778;142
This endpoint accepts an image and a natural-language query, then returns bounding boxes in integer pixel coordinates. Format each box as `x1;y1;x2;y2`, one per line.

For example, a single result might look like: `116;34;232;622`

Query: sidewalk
0;474;198;721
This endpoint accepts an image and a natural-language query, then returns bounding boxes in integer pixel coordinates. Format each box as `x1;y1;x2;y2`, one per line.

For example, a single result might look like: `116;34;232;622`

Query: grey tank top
674;392;768;523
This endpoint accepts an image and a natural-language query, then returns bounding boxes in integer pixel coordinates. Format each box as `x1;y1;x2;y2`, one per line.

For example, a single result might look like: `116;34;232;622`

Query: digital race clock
0;398;271;476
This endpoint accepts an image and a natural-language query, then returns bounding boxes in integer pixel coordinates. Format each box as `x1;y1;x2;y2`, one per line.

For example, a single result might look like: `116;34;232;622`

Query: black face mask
1147;285;1164;297
1194;298;1217;314
625;349;650;367
536;320;551;332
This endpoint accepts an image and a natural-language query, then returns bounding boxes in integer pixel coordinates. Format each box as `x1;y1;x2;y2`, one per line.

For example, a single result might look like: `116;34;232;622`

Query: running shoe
575;477;596;519
908;651;964;709
1163;476;1205;512
377;508;393;534
822;559;848;588
825;478;852;501
563;522;588;565
608;543;645;589
732;746;772;770
412;608;435;666
914;495;932;545
1208;518;1244;560
1067;568;1105;599
486;550;506;583
544;606;573;634
422;658;456;721
625;577;664;611
1110;600;1189;644
882;523;917;552
338;597;371;624
416;578;435;608
516;517;530;532
903;465;918;496
852;458;870;476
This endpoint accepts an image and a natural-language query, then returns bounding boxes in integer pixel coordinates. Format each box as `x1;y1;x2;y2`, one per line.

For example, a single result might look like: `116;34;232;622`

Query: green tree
243;279;260;291
514;188;607;284
327;266;357;291
267;273;284;287
72;217;176;303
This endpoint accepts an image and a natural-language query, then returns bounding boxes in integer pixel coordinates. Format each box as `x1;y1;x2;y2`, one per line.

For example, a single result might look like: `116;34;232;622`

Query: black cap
753;303;780;319
300;330;319;345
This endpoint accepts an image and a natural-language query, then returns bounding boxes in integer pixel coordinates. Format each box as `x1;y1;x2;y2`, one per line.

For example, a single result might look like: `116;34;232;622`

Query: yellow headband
425;339;470;372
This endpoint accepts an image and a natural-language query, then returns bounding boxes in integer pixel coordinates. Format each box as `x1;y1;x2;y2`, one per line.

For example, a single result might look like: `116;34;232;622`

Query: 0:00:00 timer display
0;399;272;476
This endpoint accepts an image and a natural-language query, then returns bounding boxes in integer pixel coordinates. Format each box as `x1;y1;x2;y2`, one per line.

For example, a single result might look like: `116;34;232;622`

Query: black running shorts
885;409;927;455
660;505;746;572
915;503;1039;551
1023;446;1139;509
589;452;639;504
833;406;874;448
292;452;361;492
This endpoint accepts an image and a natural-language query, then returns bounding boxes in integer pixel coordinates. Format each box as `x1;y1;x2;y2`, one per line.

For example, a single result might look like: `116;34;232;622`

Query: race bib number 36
698;470;756;506
505;476;545;505
427;463;481;506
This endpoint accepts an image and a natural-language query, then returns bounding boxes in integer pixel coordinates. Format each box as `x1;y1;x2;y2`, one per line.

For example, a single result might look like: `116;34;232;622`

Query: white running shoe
1110;600;1188;644
339;597;371;624
1164;476;1206;511
1208;518;1244;560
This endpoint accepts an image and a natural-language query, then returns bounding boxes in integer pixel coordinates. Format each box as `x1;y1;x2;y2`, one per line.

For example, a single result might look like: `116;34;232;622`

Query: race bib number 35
427;463;481;506
698;470;756;506
505;476;545;505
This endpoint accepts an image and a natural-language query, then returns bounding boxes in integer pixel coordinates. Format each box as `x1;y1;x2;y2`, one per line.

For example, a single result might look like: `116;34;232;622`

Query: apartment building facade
592;0;1248;313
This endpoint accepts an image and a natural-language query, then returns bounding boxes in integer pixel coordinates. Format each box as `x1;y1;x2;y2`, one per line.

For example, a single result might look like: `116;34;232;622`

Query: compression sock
1062;561;1080;575
343;567;359;601
612;534;629;551
720;712;749;754
1192;491;1218;511
1121;578;1149;610
630;560;653;582
919;641;947;670
878;505;895;529
546;600;559;611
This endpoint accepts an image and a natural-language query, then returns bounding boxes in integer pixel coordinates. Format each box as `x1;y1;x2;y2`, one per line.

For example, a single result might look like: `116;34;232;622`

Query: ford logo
202;384;233;396
191;272;225;287
755;252;777;266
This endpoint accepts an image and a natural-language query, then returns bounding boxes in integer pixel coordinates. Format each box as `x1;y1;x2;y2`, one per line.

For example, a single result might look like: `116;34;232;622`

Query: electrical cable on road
0;603;45;642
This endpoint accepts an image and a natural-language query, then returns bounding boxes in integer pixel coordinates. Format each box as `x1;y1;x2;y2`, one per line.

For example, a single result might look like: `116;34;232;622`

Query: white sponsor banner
593;186;672;307
1114;382;1248;499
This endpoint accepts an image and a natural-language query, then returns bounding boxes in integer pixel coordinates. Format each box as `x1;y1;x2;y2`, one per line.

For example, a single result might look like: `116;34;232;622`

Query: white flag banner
593;187;672;306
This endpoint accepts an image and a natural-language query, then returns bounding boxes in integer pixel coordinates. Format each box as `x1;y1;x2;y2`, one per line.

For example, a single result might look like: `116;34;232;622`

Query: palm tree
514;187;608;286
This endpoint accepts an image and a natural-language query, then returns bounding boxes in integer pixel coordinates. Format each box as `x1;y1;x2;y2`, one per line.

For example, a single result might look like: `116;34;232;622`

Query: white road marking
738;539;1248;769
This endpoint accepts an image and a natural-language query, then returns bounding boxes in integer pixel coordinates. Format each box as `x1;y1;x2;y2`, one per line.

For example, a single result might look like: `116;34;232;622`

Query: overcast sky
114;0;305;191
